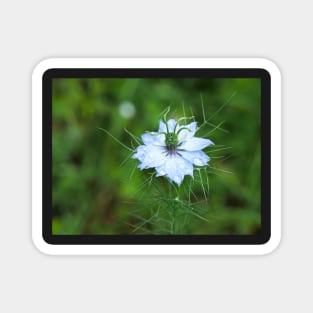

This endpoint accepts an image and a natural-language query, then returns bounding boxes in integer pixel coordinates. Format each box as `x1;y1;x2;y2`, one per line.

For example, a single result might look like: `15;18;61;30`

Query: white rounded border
32;58;281;255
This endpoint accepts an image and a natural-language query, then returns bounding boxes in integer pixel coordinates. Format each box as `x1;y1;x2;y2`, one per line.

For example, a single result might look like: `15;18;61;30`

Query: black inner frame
42;68;271;245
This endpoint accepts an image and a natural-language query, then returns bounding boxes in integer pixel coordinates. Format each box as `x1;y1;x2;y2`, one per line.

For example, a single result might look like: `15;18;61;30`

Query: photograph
51;76;261;235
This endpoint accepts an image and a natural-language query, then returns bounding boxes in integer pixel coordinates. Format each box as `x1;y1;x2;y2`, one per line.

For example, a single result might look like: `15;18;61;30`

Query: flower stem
168;182;179;235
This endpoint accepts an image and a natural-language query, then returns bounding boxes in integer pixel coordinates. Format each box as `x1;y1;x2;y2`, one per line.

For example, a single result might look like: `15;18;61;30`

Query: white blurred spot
118;101;136;119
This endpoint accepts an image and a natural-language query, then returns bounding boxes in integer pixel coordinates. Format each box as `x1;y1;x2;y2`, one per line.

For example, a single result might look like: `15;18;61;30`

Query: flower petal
179;150;210;166
158;119;178;133
132;145;147;162
180;137;214;151
137;145;166;170
167;119;177;132
158;120;167;133
177;121;197;142
141;132;165;145
156;155;193;185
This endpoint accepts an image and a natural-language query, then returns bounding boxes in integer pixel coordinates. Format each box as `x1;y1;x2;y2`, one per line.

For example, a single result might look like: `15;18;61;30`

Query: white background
0;1;310;312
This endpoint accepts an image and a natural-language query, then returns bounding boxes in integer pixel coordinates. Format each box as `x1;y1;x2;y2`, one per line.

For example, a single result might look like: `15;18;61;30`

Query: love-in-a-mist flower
132;119;214;186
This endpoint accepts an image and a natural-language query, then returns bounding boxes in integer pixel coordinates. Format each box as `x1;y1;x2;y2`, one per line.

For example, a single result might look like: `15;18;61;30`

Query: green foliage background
52;77;261;235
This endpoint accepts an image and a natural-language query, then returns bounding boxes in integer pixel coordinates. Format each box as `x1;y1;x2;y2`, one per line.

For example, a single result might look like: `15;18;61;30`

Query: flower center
165;132;179;154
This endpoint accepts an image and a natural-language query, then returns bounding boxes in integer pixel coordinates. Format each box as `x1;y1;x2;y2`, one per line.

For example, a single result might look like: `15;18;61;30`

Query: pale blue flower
132;119;214;186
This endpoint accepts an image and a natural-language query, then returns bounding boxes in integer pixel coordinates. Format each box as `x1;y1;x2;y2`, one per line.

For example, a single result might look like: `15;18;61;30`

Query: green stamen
165;132;179;152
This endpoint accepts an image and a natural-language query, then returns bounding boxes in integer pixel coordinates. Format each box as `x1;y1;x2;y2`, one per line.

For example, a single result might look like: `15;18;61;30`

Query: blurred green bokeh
52;77;261;235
